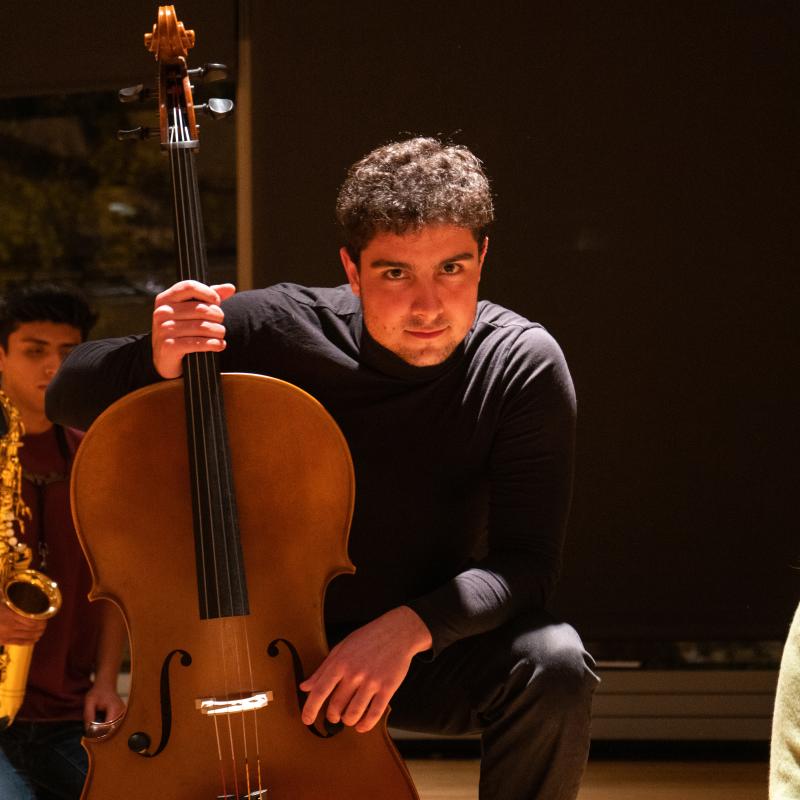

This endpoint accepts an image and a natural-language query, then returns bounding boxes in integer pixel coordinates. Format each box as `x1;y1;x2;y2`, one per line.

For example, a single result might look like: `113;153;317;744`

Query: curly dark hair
0;283;97;349
336;137;494;261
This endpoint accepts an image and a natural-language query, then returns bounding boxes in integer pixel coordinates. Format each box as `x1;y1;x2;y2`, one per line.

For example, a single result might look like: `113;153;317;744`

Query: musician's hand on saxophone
0;603;46;646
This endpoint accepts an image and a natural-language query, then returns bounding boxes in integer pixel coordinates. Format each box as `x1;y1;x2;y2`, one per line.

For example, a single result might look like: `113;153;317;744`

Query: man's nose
43;355;62;377
411;281;444;317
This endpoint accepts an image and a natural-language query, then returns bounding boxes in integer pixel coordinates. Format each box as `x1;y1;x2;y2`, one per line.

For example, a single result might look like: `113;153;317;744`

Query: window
0;89;236;338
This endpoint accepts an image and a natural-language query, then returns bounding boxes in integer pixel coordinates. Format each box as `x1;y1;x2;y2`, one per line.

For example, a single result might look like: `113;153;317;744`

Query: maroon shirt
15;426;101;721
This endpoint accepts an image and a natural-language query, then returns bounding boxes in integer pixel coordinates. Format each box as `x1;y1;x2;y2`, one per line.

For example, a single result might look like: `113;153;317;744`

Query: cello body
72;374;419;798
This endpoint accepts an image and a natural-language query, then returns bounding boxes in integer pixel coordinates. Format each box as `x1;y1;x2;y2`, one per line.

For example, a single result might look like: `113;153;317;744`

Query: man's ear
340;247;361;297
478;236;489;281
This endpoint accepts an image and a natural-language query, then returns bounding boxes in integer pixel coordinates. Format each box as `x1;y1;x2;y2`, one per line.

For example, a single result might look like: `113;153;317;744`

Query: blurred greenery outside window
0;90;236;339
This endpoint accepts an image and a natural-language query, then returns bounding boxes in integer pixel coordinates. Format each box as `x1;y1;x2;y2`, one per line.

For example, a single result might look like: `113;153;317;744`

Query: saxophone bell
3;570;61;620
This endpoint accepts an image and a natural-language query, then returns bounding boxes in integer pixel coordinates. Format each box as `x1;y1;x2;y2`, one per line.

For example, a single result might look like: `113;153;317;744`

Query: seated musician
47;138;598;800
0;285;126;800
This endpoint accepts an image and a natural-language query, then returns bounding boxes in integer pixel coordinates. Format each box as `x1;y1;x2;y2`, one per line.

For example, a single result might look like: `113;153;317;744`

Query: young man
47;138;597;799
0;285;126;800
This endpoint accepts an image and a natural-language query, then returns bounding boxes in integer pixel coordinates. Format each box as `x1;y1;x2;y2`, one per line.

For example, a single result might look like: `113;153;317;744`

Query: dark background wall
2;2;797;644
249;1;798;643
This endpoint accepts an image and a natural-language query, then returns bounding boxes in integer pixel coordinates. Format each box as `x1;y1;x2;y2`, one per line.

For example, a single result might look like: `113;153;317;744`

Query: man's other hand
299;606;432;734
83;682;127;731
152;281;236;379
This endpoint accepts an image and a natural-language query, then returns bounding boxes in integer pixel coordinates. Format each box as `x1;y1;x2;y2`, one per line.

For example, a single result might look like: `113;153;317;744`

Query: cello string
168;104;212;622
162;66;232;796
185;158;260;783
177;111;234;625
182;141;237;620
180;144;250;765
182;145;248;621
177;101;261;784
172;98;222;785
227;714;241;799
173;112;240;751
172;89;254;788
213;715;228;798
175;104;223;622
243;621;262;786
170;96;233;791
169;68;266;793
200;357;255;782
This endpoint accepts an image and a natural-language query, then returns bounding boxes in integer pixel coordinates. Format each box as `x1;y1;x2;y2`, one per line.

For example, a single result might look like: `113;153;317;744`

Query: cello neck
156;15;249;620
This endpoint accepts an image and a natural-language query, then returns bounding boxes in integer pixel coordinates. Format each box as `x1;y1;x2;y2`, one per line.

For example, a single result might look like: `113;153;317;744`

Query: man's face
341;225;487;367
0;322;82;421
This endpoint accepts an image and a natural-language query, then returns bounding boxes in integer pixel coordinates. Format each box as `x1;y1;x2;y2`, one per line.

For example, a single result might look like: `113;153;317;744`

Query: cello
72;6;420;798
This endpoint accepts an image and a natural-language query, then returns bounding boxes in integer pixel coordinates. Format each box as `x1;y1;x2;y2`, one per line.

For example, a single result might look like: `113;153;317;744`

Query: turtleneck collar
357;315;470;382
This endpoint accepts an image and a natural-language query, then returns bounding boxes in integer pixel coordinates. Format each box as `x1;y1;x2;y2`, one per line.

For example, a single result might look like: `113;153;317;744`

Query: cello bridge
196;691;273;716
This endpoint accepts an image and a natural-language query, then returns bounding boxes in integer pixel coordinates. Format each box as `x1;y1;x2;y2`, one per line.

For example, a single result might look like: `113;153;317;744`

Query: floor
405;758;769;800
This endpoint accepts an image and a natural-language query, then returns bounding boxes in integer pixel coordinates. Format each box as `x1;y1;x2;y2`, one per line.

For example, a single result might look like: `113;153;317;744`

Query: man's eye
384;268;405;280
442;263;463;274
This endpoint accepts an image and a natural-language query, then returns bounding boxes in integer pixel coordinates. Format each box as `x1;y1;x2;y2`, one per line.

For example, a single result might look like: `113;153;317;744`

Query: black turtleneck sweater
46;284;575;657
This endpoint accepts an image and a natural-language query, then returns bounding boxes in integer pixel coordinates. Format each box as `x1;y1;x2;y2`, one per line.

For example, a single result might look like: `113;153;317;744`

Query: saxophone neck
0;390;31;574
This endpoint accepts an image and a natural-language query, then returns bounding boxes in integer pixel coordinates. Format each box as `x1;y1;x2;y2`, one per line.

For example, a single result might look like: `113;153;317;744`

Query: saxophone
0;389;61;729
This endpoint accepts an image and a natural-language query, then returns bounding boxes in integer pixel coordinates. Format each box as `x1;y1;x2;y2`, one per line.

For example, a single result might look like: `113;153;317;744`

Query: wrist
92;670;119;690
395;606;433;653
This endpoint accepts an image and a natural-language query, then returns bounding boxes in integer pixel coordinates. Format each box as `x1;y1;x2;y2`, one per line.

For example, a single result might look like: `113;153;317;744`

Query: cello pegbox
146;5;200;147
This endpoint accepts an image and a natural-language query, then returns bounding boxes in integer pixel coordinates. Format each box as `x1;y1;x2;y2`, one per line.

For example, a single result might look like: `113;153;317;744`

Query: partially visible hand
83;681;126;730
152;280;237;379
299;606;432;734
0;603;46;645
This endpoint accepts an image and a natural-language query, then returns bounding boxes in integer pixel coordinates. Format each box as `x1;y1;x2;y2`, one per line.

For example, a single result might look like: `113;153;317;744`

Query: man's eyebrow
18;337;77;346
18;337;51;345
369;259;412;269
368;252;476;269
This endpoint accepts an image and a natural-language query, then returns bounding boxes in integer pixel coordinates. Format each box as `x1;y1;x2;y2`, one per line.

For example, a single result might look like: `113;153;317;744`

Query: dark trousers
387;610;598;800
0;720;86;800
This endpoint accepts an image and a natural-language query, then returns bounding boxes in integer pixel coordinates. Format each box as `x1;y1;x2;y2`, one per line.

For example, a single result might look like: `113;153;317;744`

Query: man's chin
396;342;457;367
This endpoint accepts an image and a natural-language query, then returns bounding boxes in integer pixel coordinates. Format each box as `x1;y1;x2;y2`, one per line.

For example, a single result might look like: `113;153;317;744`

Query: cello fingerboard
184;351;249;619
163;65;250;619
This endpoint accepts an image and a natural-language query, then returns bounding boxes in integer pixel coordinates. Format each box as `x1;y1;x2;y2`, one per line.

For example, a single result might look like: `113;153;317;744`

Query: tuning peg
116;126;160;142
196;98;234;120
187;63;229;83
118;84;154;104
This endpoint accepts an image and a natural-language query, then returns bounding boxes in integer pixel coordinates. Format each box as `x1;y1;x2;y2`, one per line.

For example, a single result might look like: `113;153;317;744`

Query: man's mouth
405;329;445;340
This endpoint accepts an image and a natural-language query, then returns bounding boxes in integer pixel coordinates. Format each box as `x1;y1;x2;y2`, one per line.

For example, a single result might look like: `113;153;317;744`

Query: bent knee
513;623;598;696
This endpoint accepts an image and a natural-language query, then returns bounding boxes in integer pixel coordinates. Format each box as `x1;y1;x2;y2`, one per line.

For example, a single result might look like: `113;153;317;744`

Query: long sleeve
46;334;163;431
406;328;576;656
